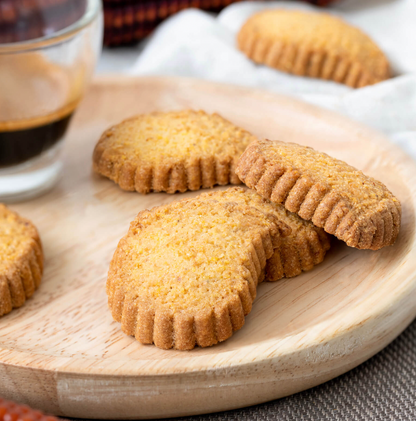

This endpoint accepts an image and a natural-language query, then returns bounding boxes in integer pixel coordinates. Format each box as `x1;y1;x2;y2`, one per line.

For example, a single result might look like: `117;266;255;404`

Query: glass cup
0;0;103;202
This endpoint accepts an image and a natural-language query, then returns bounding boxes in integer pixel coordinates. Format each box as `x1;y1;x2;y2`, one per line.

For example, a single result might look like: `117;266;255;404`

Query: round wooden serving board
1;77;415;420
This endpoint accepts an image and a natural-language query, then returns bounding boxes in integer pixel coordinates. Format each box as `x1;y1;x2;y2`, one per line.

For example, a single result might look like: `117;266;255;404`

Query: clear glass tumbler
0;0;102;202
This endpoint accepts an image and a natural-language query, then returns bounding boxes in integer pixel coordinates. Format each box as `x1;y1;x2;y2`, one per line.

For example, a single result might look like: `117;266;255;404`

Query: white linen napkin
124;0;416;159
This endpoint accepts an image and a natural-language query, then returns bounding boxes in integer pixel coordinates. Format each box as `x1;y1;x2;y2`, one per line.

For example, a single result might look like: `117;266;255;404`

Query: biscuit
196;187;331;280
237;10;390;88
0;205;43;317
236;139;401;250
107;198;289;350
93;110;257;194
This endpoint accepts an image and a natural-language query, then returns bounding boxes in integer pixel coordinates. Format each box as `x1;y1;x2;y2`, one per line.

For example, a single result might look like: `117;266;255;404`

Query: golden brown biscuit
0;205;43;316
196;187;330;280
236;139;401;250
237;9;390;88
93;110;257;194
107;197;289;350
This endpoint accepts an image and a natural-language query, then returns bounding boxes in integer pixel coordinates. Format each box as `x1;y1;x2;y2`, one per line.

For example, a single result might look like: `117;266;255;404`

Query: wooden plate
1;77;415;420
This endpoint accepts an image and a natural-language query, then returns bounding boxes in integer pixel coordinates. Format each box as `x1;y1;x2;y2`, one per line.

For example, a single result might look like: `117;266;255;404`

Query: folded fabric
128;0;416;159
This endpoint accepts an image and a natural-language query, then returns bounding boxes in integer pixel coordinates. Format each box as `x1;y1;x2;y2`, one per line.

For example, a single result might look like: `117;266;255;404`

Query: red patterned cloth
103;0;337;46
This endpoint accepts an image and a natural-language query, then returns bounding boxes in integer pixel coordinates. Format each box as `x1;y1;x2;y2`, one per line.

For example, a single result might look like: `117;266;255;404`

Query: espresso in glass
0;110;75;168
0;0;102;201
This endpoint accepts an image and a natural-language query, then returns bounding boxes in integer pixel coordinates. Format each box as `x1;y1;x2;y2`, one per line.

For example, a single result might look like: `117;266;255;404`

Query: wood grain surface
0;76;415;420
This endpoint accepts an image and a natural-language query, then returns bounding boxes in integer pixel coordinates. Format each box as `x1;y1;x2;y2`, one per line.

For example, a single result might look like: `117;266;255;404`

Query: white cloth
118;0;416;159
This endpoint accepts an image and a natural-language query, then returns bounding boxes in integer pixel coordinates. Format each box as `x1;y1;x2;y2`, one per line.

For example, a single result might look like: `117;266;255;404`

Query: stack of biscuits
95;10;394;349
93;109;401;350
0;108;401;348
0;9;394;345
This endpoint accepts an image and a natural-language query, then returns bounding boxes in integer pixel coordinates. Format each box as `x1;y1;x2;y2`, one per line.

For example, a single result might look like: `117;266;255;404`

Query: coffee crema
0;53;83;168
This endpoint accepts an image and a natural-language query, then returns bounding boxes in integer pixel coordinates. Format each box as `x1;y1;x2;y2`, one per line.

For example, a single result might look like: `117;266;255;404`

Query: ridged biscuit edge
106;201;280;350
193;187;330;281
0;208;43;316
236;140;401;250
266;227;331;281
237;21;389;88
93;128;242;194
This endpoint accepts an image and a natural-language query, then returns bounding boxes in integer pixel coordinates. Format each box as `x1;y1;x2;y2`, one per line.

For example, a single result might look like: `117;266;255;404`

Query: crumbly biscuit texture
0;205;43;316
196;187;330;280
93;110;257;194
237;10;390;88
107;198;286;350
236;139;401;250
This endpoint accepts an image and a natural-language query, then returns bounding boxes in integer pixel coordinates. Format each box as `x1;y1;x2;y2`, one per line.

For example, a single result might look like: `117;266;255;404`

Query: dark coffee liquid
0;112;74;168
0;1;87;169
